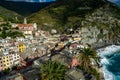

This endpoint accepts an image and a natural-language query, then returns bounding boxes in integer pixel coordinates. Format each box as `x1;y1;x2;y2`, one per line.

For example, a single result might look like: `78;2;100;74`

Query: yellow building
0;48;2;52
2;55;11;70
0;53;21;71
58;42;64;47
18;43;26;53
73;37;81;41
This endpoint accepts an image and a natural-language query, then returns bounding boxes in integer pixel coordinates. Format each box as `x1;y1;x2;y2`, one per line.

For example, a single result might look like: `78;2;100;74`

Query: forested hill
28;0;120;31
28;0;120;45
0;6;23;22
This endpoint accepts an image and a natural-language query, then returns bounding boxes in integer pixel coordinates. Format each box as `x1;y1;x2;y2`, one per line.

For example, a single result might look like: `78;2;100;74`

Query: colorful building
2;55;11;70
58;42;64;47
0;53;21;71
11;19;37;38
73;37;81;41
9;53;20;66
18;43;26;53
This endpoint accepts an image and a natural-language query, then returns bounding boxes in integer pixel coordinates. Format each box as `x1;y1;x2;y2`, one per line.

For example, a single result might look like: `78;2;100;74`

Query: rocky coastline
92;40;120;80
92;39;120;50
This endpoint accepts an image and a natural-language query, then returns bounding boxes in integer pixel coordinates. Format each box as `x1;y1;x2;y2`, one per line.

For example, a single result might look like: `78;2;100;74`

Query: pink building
68;58;80;68
35;32;40;37
16;23;37;38
17;24;34;31
9;53;20;66
0;53;21;71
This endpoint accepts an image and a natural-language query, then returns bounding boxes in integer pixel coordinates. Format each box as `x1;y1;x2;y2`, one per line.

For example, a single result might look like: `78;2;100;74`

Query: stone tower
24;18;27;24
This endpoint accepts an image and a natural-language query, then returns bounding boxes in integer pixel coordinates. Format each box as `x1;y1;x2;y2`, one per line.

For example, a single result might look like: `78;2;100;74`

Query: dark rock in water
0;0;54;16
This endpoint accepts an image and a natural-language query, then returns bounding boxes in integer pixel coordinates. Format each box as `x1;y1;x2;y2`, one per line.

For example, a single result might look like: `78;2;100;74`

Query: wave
97;45;120;56
100;57;110;65
97;45;120;80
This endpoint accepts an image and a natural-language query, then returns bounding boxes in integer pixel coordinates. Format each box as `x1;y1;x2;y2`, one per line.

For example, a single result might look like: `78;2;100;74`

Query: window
17;56;19;58
10;55;12;57
7;63;9;65
4;64;6;66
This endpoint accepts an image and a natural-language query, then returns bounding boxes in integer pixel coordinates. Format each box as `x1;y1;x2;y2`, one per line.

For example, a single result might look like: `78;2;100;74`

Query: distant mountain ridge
6;0;56;2
108;0;120;6
0;0;55;16
28;0;120;30
0;0;119;17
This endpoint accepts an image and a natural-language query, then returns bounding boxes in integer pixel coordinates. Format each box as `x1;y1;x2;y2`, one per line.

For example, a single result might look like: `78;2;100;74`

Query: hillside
28;0;120;30
0;6;23;22
28;0;120;46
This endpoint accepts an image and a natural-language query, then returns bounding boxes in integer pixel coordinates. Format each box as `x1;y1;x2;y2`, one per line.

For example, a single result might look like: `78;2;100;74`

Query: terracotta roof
17;24;33;27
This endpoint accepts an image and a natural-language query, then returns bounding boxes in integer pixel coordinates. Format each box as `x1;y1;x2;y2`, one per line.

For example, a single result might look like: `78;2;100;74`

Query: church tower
24;18;27;24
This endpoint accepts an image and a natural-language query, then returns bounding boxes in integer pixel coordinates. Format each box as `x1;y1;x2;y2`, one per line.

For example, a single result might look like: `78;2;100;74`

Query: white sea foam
100;56;115;80
100;57;110;65
97;45;120;56
97;45;120;80
102;66;115;80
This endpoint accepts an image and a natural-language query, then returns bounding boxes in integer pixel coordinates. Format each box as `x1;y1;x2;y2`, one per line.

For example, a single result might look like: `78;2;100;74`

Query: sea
97;45;120;80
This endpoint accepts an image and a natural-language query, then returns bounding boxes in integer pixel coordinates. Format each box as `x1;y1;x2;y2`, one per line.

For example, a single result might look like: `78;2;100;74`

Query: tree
3;68;10;75
40;60;67;80
77;48;100;80
78;48;97;70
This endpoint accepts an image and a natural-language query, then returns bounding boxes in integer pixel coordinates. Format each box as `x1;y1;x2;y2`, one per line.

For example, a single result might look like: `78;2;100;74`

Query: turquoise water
105;51;120;80
97;45;120;80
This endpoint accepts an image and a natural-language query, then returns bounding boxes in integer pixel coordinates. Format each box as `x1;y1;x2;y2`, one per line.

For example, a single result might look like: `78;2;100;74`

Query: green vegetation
0;6;23;22
79;48;97;70
77;65;101;80
3;68;10;75
28;0;105;31
0;30;23;39
28;0;120;32
0;23;24;39
40;60;67;80
88;66;101;80
77;48;100;80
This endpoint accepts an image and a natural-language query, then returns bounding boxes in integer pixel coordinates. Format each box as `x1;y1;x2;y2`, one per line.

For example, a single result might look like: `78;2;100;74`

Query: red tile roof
17;24;33;27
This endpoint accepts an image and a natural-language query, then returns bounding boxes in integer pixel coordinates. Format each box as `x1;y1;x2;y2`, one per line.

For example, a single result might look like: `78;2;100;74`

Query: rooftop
17;24;34;27
51;54;71;66
66;69;85;80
